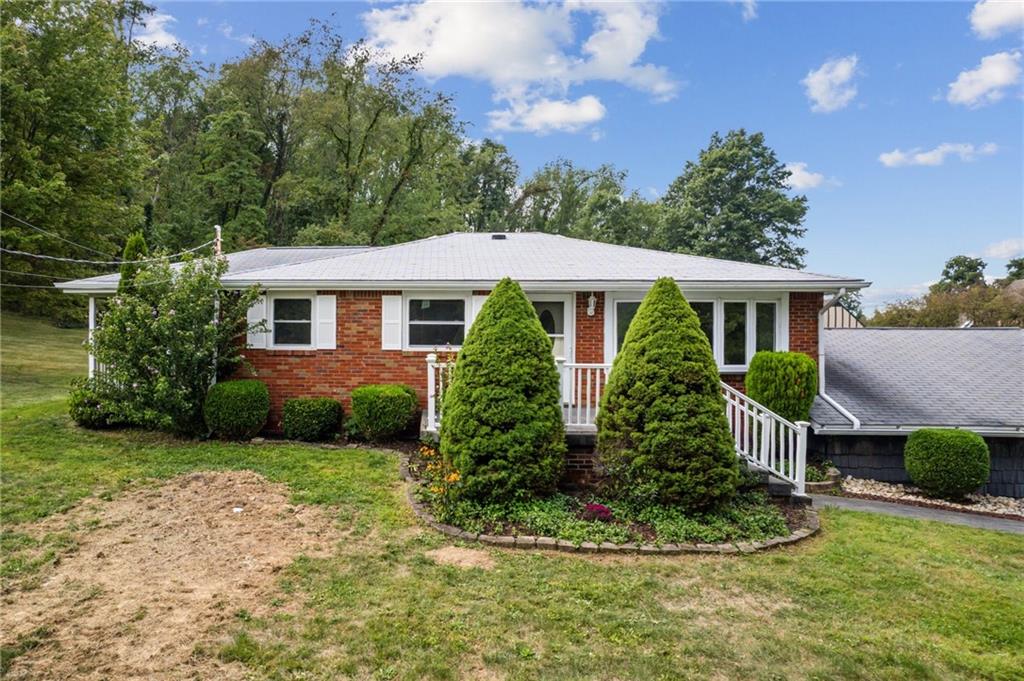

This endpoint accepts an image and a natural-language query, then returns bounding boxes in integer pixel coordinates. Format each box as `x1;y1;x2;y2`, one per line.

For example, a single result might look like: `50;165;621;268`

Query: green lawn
2;312;1023;680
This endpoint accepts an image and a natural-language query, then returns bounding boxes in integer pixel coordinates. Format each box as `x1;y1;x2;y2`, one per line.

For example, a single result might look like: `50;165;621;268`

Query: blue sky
142;1;1024;311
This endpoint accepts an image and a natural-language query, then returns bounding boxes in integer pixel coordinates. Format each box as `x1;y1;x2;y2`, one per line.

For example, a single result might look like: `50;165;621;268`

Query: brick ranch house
60;231;878;495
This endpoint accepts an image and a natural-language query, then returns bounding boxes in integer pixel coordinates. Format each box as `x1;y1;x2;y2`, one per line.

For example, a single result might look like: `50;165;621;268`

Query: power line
0;210;115;258
0;268;77;281
0;240;215;265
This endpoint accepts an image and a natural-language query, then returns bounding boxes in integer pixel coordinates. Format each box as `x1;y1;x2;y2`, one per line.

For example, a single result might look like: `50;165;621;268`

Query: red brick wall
238;290;433;431
240;289;824;429
575;292;604;363
789;292;823;360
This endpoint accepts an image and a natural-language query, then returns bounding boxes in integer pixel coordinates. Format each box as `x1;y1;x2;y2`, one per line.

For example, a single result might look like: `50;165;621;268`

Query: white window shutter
246;295;268;349
381;294;402;350
469;294;489;330
316;294;336;349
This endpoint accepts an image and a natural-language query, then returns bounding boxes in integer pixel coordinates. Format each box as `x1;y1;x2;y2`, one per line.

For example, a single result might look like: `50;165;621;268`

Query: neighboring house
810;328;1024;497
60;231;873;494
823;303;864;329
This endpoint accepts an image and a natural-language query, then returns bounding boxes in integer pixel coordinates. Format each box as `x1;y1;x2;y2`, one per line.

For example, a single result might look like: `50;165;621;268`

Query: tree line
2;1;809;324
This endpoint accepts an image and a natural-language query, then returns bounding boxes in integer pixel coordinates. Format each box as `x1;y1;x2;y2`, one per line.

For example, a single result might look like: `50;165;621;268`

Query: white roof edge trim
812;424;1024;437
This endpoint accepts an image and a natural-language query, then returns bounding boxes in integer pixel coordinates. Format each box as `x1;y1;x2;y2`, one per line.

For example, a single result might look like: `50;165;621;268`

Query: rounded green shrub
441;277;566;502
203;379;269;440
348;384;419;441
904;428;990;499
283;397;342;442
745;351;818;422
68;378;120;429
596;277;739;510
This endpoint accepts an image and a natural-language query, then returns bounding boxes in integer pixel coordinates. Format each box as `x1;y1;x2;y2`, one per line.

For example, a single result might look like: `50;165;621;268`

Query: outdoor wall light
587;293;597;316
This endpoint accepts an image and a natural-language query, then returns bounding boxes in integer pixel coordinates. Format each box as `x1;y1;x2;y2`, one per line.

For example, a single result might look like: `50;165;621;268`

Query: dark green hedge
348;384;418;441
203;379;269;440
440;277;565;502
745;351;818;422
596;277;739;510
904;428;990;499
283;397;342;442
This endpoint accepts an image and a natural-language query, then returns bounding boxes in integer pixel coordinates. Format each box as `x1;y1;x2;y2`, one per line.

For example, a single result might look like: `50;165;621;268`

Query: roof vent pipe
491;233;507;240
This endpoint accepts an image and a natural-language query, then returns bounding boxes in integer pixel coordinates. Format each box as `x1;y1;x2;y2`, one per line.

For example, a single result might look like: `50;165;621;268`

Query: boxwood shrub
283;397;342;442
904;428;990;499
203;379;269;440
745;351;818;422
348;384;419;441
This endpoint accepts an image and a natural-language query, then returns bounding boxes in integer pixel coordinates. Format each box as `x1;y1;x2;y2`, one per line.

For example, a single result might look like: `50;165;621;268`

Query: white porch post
426;353;437;432
87;296;96;379
795;421;810;496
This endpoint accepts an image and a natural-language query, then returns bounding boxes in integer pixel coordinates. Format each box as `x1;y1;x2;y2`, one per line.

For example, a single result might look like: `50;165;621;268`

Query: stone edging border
396;452;820;555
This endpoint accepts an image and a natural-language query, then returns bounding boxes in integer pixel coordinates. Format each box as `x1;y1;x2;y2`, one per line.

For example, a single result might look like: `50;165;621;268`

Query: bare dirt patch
424;546;496;570
1;470;337;680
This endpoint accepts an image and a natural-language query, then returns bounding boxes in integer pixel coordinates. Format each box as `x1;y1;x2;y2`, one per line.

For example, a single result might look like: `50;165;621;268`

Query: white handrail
424;359;808;495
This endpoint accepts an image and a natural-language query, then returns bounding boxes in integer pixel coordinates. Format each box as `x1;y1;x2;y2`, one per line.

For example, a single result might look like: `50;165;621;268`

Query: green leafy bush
68;378;121;429
596;277;739;510
745;351;818;422
203;380;270;440
91;255;263;435
348;384;418;441
440;277;566;502
283;397;342;442
904;429;990;499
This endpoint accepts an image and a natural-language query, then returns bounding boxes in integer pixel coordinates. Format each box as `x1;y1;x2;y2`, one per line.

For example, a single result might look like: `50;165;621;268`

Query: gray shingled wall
810;434;1024;498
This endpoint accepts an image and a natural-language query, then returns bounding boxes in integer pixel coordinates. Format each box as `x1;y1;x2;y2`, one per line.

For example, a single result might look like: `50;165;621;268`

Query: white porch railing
424;354;808;495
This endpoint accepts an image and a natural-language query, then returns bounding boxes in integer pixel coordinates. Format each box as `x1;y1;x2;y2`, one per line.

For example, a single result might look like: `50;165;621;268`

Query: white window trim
268;291;317;350
605;290;788;372
529;292;575;363
403;291;471;351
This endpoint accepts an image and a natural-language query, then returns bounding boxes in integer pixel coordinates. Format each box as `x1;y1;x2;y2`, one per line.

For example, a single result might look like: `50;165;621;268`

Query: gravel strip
841;477;1023;519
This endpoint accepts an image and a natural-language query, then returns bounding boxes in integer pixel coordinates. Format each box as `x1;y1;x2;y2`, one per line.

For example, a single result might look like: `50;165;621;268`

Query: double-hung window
272;297;313;347
408;298;466;347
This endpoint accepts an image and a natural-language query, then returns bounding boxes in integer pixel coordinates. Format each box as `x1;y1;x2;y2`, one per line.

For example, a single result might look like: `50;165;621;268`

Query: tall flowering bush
88;255;262;435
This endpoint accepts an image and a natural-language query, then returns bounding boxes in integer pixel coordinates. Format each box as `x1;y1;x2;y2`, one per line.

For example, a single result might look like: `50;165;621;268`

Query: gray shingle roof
811;328;1024;432
56;232;867;293
218;232;864;290
55;246;371;292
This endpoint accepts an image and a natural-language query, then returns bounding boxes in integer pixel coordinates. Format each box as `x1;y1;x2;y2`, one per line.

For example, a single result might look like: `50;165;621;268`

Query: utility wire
0;240;214;265
0;268;76;281
0;210;115;258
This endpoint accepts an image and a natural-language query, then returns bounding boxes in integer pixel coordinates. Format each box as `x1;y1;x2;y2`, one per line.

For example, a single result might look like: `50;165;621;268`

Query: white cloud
197;17;209;28
970;0;1024;39
362;1;677;134
802;55;860;113
878;142;998;167
947;50;1021;108
489;96;606;134
861;281;935;312
737;0;758;22
983;237;1024;259
135;12;179;49
785;162;825;189
219;23;256;47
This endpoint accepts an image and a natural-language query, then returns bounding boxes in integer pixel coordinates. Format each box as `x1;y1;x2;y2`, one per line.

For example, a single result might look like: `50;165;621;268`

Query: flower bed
405;444;819;554
841;477;1024;519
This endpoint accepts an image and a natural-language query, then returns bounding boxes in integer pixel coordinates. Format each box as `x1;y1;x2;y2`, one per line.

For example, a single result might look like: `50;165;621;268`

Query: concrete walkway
809;494;1024;535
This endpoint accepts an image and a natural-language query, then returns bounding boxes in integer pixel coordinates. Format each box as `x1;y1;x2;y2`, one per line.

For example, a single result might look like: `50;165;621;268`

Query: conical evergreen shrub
596;277;739;509
118;232;149;294
440;278;566;502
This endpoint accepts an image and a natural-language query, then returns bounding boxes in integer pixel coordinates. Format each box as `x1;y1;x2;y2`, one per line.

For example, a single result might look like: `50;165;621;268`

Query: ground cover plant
2;313;1023;680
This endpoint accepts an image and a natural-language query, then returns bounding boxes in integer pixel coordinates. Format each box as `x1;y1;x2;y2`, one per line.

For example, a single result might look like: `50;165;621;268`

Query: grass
2;311;1023;680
